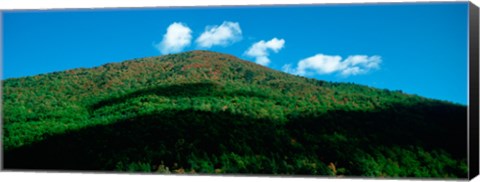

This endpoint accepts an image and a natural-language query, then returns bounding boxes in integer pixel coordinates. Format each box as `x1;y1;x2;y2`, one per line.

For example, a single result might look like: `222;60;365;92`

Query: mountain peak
3;50;467;177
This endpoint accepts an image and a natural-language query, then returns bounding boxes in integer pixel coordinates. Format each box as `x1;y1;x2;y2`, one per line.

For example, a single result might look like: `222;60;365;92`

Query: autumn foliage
2;50;467;178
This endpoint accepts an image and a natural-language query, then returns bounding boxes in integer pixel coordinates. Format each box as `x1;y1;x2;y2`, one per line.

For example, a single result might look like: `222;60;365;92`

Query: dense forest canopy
2;50;468;178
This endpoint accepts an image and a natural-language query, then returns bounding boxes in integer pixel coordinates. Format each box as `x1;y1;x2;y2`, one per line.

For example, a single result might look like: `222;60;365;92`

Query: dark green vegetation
3;50;467;178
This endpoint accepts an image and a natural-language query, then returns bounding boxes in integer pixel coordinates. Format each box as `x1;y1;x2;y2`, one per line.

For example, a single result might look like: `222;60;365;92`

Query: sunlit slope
2;50;467;177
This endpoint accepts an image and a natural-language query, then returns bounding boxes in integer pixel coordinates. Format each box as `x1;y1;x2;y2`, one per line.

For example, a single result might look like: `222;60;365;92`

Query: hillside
2;50;467;178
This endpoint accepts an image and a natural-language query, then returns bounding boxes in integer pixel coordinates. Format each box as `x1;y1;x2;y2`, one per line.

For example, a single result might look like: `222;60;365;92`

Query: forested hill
2;50;468;178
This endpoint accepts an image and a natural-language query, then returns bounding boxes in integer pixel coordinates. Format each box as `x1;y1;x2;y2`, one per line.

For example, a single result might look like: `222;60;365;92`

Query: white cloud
155;22;192;55
196;21;242;48
282;53;382;77
295;54;343;75
344;55;382;69
340;67;364;76
245;38;285;66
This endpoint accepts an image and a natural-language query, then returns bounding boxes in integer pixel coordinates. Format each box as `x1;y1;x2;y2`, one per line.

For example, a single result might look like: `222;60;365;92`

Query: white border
0;0;477;182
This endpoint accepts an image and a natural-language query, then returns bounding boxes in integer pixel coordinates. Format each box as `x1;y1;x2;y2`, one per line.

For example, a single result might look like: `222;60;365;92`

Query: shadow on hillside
4;109;289;171
4;104;467;173
285;103;467;159
4;82;468;175
90;82;273;111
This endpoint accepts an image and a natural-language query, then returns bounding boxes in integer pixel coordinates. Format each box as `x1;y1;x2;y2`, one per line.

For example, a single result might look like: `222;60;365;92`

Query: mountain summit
3;50;467;177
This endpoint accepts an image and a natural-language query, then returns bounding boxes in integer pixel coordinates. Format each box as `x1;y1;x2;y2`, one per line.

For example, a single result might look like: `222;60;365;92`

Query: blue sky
3;2;469;104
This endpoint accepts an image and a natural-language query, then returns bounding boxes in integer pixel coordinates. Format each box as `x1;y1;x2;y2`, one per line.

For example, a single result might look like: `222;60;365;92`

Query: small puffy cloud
196;21;242;48
295;54;343;76
245;38;285;66
282;54;381;77
155;22;192;55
